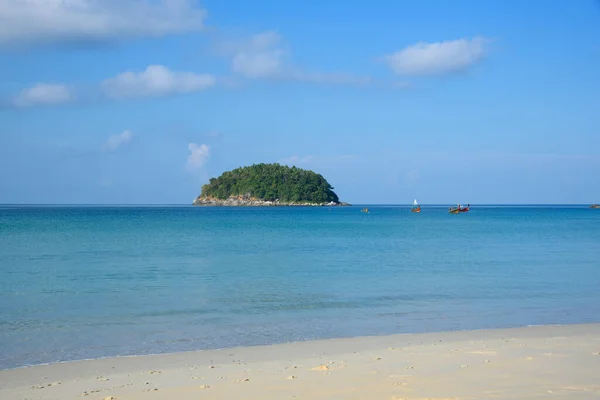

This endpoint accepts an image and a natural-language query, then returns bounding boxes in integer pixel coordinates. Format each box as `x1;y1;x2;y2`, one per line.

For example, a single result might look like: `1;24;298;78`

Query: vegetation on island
198;163;340;204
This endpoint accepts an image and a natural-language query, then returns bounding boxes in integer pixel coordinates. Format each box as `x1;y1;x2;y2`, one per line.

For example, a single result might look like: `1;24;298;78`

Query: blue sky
0;0;599;204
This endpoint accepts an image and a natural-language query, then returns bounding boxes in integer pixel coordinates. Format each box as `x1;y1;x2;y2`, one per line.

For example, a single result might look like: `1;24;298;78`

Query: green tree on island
199;163;340;203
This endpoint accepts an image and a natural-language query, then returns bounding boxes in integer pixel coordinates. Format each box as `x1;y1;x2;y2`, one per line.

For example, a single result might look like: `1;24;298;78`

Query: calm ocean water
1;205;599;369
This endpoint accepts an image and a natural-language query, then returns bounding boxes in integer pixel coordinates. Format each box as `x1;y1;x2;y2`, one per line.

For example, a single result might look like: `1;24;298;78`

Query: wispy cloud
186;143;210;170
103;130;133;152
101;65;215;99
230;31;287;79
0;0;207;47
9;65;215;107
12;83;74;107
222;31;372;86
384;37;489;76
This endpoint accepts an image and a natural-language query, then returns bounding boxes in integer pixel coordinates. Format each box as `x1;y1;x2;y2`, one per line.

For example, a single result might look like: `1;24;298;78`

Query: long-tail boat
449;204;470;214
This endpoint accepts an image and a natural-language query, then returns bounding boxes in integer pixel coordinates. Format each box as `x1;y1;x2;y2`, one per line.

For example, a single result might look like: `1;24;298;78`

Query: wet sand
1;324;599;400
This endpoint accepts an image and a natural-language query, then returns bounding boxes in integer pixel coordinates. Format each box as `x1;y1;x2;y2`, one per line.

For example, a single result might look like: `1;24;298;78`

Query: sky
0;0;599;205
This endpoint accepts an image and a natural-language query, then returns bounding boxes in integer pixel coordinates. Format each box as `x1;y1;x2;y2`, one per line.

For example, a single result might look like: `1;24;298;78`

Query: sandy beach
1;324;599;400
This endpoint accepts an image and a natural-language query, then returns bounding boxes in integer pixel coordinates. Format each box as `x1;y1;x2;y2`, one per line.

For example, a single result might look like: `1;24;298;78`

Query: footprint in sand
97;377;110;381
148;370;162;375
237;378;250;382
460;364;469;368
374;357;382;361
199;385;210;389
103;396;117;400
391;382;408;387
144;388;159;392
311;364;330;371
525;357;534;361
33;382;62;389
286;375;298;380
469;350;497;356
396;397;458;400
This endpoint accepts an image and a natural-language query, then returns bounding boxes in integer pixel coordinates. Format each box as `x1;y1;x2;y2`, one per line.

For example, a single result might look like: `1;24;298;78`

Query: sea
1;205;599;370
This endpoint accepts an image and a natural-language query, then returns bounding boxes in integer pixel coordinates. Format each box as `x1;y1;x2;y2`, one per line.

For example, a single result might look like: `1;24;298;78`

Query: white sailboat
411;199;421;213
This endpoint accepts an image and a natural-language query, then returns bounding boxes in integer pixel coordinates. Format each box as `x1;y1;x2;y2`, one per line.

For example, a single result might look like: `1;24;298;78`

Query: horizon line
0;203;597;207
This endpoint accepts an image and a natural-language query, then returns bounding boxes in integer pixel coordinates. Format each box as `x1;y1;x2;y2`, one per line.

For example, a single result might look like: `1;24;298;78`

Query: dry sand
1;324;600;400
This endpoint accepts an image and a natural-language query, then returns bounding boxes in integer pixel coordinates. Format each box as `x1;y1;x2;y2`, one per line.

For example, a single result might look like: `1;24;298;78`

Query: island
192;163;350;206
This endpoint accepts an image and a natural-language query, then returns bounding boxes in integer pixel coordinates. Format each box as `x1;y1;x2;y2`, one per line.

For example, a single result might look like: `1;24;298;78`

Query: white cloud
103;130;133;152
101;65;215;99
186;143;209;170
0;0;206;46
225;31;371;85
384;37;488;76
12;83;73;107
229;31;287;78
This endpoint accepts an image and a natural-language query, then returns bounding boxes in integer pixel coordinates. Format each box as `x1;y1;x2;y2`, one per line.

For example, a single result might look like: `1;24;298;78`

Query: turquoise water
1;205;599;369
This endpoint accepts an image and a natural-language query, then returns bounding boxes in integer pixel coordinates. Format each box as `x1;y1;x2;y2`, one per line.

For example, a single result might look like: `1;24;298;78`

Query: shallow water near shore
1;205;599;369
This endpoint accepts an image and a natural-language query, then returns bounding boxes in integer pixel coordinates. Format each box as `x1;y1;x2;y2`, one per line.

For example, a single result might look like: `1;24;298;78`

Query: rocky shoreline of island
192;196;351;207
